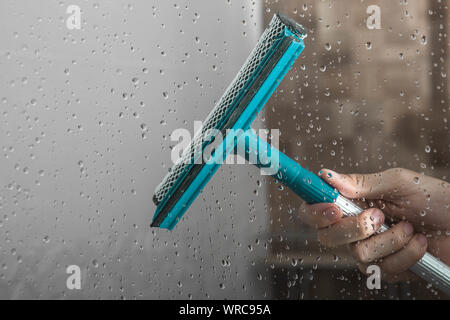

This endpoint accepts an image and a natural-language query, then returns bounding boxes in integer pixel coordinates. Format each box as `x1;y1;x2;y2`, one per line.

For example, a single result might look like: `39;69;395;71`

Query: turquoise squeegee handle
264;146;338;204
237;130;450;295
237;130;339;204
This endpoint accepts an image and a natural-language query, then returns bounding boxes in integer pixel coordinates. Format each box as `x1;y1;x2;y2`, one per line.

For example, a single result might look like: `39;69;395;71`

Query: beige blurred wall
263;0;448;299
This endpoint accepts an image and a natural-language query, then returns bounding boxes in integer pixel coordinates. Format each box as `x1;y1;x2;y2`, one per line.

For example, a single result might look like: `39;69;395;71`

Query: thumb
318;169;394;200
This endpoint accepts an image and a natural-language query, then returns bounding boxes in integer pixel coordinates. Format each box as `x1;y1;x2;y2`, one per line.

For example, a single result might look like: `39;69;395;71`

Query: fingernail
417;234;427;247
370;209;384;226
402;222;414;236
323;169;340;179
324;208;339;221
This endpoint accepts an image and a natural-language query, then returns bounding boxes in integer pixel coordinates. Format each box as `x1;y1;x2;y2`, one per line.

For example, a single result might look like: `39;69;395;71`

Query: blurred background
0;0;448;299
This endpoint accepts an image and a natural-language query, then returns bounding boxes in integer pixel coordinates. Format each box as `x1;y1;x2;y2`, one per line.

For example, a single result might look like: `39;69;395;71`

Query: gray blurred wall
0;0;273;299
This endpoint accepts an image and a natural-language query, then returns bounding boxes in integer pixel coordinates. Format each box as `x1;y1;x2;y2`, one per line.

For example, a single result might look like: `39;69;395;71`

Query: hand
299;167;450;282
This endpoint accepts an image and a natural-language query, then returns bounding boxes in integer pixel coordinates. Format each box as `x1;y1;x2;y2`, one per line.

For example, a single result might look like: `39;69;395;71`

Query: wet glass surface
0;1;448;299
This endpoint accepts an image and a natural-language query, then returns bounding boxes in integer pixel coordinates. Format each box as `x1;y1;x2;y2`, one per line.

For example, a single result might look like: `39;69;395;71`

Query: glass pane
0;0;448;300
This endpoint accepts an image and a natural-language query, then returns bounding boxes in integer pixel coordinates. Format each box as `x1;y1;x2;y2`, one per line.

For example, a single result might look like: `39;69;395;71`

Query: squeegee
151;13;450;295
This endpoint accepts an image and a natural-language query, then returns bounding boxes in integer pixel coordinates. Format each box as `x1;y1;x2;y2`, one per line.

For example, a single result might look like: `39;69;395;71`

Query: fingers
318;168;412;200
298;204;385;247
379;234;428;275
317;208;385;247
351;221;414;263
299;202;343;229
356;233;427;281
427;235;450;265
357;263;419;283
